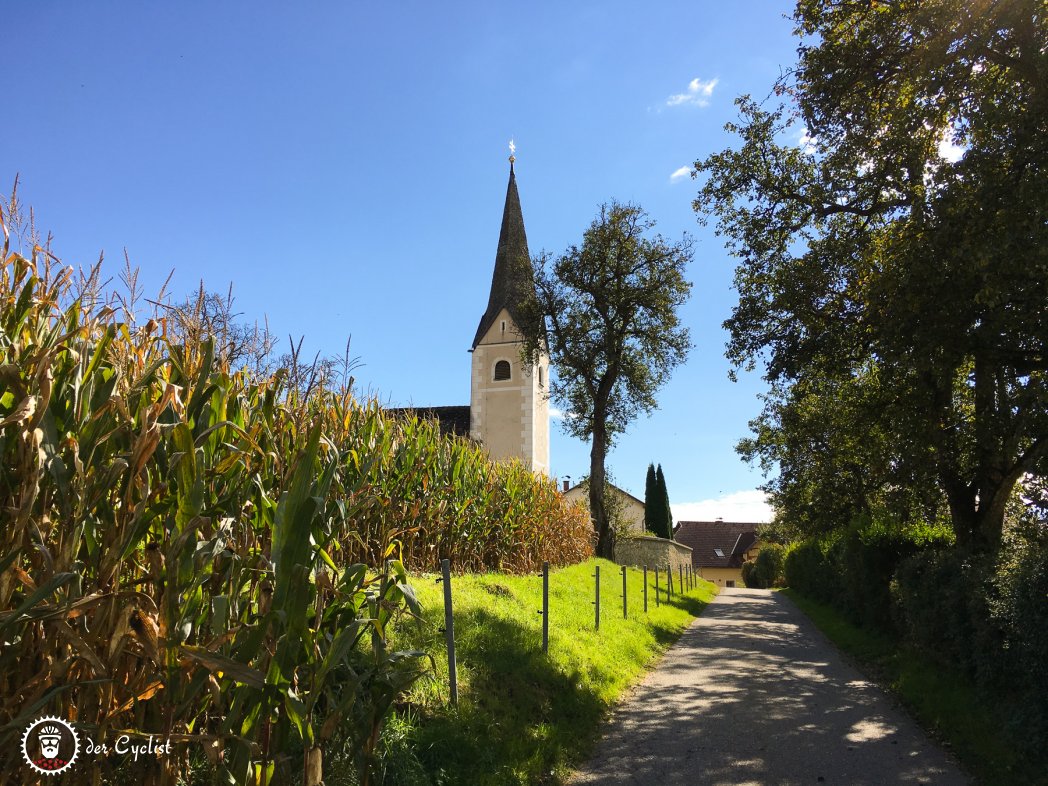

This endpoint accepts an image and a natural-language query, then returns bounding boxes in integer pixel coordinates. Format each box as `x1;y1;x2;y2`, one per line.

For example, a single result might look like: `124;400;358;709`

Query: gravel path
568;588;969;786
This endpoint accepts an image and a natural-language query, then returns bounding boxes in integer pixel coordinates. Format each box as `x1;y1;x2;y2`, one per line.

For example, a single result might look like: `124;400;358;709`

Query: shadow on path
569;588;969;786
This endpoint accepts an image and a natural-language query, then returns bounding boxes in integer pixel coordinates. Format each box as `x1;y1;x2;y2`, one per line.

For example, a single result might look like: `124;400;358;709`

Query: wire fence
435;559;699;705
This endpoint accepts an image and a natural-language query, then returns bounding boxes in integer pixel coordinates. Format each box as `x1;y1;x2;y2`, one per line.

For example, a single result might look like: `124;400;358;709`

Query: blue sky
5;1;800;522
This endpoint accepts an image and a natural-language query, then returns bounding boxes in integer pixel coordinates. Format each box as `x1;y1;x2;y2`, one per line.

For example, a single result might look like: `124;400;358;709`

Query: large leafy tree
694;0;1048;550
520;203;692;558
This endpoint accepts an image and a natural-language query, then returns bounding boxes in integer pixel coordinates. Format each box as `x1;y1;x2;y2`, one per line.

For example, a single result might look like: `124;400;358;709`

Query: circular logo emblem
21;716;80;775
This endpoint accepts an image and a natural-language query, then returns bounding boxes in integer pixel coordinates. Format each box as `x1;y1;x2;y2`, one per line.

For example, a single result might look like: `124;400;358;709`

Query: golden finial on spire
508;138;516;165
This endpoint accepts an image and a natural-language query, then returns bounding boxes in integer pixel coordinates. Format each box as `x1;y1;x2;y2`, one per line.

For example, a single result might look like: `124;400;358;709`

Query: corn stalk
0;204;589;785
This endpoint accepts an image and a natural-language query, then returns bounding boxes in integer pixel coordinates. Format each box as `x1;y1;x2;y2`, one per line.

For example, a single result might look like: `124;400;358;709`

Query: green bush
784;504;1046;774
891;548;1000;680
783;538;840;601
741;560;757;588
787;515;952;629
891;524;1048;768
743;543;786;588
837;523;925;628
988;520;1048;751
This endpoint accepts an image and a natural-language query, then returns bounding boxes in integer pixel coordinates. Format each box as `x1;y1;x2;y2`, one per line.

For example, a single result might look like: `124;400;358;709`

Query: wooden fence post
440;559;458;706
643;565;648;613
541;561;549;654
621;565;627;618
593;565;601;630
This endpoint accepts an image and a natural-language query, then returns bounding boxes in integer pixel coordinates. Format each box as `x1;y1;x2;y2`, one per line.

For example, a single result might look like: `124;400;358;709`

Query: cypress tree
643;463;658;534
656;464;674;540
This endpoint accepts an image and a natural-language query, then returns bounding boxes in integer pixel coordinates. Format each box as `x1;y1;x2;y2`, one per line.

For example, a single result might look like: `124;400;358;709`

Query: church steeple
471;159;534;349
468;154;550;475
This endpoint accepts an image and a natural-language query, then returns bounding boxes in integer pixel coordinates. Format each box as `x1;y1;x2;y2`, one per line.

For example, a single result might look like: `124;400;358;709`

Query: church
393;156;551;475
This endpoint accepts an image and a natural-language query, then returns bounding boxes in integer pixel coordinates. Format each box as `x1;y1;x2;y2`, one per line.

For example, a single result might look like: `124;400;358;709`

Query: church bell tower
469;156;550;475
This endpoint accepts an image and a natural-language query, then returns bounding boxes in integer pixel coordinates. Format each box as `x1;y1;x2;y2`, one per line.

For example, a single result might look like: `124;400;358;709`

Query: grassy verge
379;558;715;786
782;588;1042;786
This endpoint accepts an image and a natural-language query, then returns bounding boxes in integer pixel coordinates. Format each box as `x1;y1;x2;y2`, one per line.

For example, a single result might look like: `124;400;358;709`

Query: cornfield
0;205;591;785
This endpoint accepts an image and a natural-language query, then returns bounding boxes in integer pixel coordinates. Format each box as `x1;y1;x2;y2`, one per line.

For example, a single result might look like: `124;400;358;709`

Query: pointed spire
471;159;535;349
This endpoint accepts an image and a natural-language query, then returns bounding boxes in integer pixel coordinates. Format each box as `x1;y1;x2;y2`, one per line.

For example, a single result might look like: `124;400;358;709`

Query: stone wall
615;535;692;571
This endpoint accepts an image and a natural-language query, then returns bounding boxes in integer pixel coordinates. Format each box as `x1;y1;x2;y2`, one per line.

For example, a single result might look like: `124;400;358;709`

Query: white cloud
550;408;577;421
666;77;719;108
669;165;692;182
671;489;773;524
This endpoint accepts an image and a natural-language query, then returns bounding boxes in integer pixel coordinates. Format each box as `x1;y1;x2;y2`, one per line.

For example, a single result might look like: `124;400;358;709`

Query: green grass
782;589;1045;786
384;558;716;786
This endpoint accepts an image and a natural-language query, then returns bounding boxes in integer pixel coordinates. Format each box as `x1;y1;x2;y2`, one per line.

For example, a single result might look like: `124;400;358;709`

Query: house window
501;320;506;335
714;548;725;558
538;367;544;387
494;360;511;381
726;580;736;588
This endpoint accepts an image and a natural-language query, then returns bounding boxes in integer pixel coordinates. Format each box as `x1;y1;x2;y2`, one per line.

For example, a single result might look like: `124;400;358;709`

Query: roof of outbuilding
471;162;536;349
387;406;472;439
673;520;761;568
563;482;645;508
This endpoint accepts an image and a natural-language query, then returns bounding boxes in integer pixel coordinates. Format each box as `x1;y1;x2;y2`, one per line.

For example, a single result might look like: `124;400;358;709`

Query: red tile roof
674;520;761;568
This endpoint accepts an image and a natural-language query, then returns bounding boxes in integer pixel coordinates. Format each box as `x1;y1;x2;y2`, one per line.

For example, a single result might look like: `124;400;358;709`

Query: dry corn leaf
0;394;36;428
55;621;109;677
13;565;36;590
108;679;164;716
108;605;133;661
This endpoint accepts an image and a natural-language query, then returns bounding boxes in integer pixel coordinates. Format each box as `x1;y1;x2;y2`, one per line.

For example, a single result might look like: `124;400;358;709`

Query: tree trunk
590;420;614;559
945;481;978;550
933;360;1011;553
960;349;1027;552
944;461;1013;553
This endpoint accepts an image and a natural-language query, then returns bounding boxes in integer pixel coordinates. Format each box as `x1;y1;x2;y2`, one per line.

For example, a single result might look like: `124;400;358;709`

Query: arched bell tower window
494;360;512;381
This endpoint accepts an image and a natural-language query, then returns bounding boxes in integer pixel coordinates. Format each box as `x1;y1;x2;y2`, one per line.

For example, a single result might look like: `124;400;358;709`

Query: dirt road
569;588;969;785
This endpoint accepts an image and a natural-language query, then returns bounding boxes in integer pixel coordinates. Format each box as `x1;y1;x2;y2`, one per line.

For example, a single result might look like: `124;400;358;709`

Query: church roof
471;161;536;349
563;481;645;508
387;406;472;439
